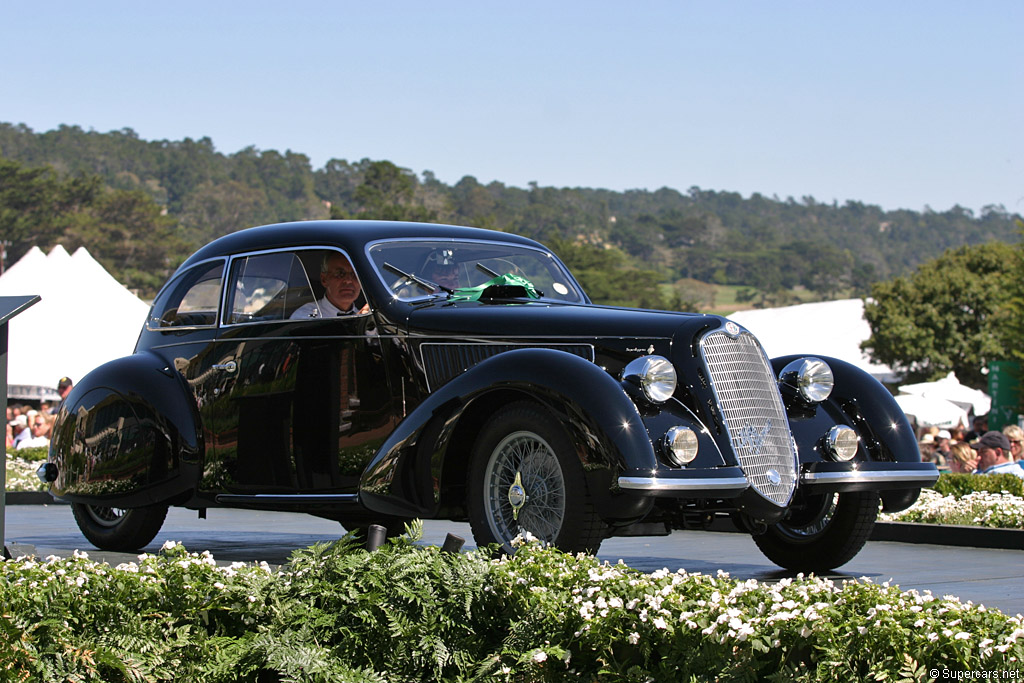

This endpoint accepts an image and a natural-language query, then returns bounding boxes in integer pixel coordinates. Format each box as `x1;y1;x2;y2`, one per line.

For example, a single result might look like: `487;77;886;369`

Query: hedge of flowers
5;447;48;492
2;528;1023;682
881;473;1024;529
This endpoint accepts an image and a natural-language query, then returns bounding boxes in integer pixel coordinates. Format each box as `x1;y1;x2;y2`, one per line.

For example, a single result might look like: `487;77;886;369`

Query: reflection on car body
41;220;938;571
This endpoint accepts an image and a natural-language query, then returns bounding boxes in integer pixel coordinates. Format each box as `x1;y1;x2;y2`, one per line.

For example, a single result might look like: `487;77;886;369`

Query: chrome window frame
219;245;371;328
145;257;227;332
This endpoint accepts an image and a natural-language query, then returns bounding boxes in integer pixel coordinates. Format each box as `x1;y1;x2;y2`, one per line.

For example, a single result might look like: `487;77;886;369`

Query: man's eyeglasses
325;269;357;282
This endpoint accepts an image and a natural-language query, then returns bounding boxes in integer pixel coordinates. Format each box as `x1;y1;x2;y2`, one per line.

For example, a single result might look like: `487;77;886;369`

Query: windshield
367;239;585;303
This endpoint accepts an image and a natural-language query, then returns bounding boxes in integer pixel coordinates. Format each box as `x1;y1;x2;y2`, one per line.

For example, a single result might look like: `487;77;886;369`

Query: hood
403;299;728;344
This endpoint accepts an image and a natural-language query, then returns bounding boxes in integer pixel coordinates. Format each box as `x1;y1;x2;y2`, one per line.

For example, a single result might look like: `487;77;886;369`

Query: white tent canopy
0;245;150;400
727;299;896;383
897;372;991;417
893;393;970;429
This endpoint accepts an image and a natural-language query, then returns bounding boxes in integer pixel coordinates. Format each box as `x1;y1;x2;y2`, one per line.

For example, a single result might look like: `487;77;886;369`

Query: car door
199;247;398;495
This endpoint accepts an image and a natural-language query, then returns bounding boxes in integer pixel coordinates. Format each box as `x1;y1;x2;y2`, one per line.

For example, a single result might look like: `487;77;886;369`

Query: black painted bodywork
46;220;937;533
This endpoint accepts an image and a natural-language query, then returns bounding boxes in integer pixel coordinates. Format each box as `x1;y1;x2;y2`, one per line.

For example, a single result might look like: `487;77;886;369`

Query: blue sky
4;1;1022;214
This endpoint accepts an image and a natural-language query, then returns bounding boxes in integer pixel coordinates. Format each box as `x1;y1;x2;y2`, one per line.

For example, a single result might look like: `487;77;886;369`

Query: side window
149;261;224;329
224;251;317;325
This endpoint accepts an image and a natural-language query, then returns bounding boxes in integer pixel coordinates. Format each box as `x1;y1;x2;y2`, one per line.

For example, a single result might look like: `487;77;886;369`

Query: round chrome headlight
824;425;859;461
663;426;699;466
622;355;677;403
778;357;834;404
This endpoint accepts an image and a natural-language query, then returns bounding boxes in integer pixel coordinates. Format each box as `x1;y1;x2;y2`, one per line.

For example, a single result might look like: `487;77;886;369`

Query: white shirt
290;297;359;320
982;461;1024;479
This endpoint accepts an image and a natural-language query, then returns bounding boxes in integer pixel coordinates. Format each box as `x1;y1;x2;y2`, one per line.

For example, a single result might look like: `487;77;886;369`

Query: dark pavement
6;503;1024;616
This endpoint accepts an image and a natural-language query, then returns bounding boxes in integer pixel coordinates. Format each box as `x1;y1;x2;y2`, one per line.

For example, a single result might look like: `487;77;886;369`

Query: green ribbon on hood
449;273;541;302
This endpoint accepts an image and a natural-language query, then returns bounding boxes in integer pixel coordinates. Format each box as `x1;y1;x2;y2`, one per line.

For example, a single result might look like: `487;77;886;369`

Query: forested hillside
1;122;1019;306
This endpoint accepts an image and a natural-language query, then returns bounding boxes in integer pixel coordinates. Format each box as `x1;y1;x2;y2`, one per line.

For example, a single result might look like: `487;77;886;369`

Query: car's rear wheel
71;502;168;552
467;401;607;554
752;490;879;572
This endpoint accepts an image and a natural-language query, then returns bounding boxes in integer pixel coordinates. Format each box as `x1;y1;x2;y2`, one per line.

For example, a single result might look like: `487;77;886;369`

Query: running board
215;493;360;506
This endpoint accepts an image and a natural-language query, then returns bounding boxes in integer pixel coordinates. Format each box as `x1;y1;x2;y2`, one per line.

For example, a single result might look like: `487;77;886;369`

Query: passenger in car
290;252;369;319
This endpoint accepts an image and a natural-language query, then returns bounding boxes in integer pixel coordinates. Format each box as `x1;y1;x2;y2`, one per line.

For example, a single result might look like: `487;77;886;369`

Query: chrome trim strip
618;476;750;492
215;493;360;504
801;470;939;484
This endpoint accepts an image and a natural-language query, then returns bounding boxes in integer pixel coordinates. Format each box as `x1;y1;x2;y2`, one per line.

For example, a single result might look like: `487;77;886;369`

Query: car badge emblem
725;322;740;336
766;469;782;485
738;420;772;456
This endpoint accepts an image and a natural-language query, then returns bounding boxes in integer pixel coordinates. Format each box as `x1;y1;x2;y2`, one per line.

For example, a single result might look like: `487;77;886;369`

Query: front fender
359;347;656;518
771;354;936;510
48;352;202;506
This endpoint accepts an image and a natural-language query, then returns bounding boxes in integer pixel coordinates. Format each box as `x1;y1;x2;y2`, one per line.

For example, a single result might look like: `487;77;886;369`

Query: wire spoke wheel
83;505;129;528
483;431;566;544
774;493;839;541
468;401;608;554
753;490;879;572
71;501;168;552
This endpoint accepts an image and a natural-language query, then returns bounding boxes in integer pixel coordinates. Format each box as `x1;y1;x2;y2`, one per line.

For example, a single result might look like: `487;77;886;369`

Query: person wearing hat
973;431;1024;479
9;414;29;448
51;377;73;415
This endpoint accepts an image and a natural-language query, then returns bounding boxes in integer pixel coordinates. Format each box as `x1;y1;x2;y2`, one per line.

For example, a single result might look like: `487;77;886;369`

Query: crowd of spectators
918;413;1024;478
5;377;71;452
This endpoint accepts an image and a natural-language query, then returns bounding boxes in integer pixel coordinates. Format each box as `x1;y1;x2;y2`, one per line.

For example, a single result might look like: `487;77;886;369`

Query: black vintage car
41;220;937;571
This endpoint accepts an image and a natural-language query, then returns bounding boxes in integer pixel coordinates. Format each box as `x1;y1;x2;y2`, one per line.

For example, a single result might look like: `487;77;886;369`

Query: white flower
628;632;640;645
954;632;970;641
531;651;548;664
653;617;668;630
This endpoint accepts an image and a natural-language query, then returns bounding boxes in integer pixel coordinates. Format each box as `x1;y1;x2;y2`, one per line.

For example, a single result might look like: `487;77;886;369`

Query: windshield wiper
476;263;500;278
383;262;454;295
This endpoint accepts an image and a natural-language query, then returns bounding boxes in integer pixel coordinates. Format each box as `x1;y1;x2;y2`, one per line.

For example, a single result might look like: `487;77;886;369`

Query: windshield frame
365;237;586;304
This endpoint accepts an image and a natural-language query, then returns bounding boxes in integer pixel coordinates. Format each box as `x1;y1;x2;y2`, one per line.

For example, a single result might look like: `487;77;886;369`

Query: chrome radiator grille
699;331;797;506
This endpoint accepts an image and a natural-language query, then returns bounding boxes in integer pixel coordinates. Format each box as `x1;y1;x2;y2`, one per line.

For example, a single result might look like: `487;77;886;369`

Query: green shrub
933;472;1024;498
2;532;1024;682
5;446;48;462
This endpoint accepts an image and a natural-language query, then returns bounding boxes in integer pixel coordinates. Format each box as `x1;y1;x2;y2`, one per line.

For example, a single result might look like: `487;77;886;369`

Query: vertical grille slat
700;331;797;506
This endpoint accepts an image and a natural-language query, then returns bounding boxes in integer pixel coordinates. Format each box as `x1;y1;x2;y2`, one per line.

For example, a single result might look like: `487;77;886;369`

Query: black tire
467;401;608;554
753;490;879;572
71;502;169;552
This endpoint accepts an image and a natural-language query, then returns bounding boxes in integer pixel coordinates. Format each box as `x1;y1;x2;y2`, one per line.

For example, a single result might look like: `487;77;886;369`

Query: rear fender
359;347;655;519
48;353;202;506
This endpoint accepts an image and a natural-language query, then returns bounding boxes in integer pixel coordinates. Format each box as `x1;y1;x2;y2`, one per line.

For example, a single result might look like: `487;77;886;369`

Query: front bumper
799;461;939;493
618;461;939;498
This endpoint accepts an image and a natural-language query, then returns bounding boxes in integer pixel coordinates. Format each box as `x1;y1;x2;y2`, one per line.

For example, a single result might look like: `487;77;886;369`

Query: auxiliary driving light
824;425;859;461
663;426;699;466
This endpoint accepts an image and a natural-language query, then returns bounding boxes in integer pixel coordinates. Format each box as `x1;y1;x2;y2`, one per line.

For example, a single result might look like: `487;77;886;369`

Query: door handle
212;361;237;373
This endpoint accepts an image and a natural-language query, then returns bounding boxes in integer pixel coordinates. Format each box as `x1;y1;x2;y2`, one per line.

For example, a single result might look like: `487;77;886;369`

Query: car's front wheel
467;401;608;554
71;502;168;552
752;490;879;572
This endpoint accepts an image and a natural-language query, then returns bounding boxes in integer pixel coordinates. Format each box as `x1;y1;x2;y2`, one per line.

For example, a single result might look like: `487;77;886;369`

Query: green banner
988;361;1022;430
